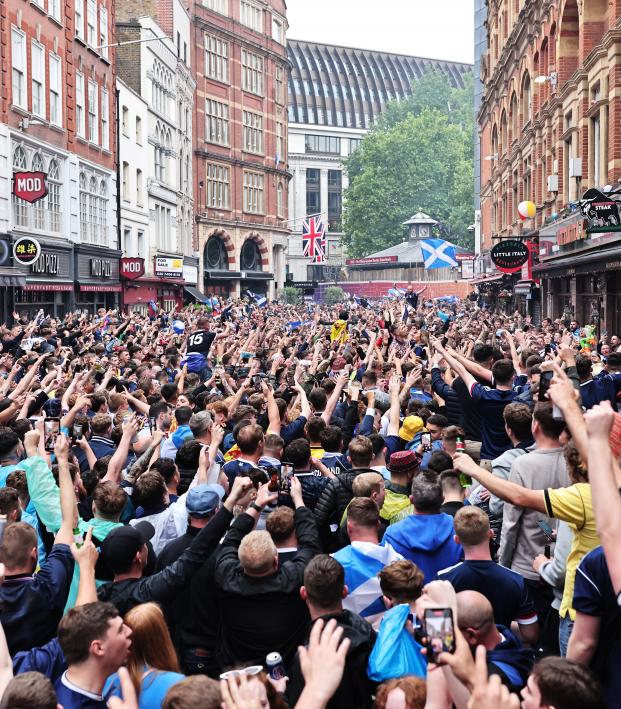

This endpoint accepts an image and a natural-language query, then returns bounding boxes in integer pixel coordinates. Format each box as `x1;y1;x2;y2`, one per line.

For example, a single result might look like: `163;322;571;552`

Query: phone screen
72;424;83;441
149;416;157;433
538;371;553;402
421;433;432;451
537;519;554;541
279;463;294;495
425;608;456;663
44;419;60;452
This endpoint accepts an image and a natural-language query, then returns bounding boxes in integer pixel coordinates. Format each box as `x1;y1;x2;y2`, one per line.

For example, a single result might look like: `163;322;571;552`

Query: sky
286;0;475;64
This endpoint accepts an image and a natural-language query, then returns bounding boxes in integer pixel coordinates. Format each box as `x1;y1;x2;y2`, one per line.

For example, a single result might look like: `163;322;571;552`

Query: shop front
74;245;122;312
122;255;186;313
183;257;210;305
13;238;74;318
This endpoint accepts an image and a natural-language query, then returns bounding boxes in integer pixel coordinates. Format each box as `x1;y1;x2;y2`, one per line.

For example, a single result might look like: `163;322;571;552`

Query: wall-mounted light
18;116;46;131
484;154;499;161
534;72;557;89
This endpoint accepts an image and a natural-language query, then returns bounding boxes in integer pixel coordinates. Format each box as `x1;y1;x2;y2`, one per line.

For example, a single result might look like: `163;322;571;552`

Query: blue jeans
559;614;574;657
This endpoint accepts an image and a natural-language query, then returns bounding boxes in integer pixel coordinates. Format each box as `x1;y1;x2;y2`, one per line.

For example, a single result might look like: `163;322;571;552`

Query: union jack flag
302;216;326;264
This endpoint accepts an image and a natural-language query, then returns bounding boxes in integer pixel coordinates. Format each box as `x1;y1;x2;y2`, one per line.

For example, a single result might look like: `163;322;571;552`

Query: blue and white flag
332;541;403;629
246;290;267;308
420;239;458;269
387;286;406;298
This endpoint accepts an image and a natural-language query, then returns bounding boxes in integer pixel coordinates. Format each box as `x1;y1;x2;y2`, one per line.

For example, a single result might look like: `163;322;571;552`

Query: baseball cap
101;521;155;574
186;483;225;517
398;415;424;442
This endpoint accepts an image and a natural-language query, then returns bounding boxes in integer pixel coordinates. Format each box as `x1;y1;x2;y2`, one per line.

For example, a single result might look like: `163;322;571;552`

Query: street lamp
484;154;499;161
534;72;558;89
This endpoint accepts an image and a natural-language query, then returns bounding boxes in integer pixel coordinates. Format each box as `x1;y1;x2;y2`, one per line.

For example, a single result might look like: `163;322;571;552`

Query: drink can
266;652;285;680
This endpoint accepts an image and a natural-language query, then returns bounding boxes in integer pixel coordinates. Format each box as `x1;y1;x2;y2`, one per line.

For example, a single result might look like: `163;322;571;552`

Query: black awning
0;275;26;287
184;285;210;304
533;243;621;277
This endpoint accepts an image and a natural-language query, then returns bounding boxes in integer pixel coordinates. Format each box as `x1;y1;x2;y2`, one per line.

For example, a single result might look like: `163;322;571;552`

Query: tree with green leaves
343;69;475;256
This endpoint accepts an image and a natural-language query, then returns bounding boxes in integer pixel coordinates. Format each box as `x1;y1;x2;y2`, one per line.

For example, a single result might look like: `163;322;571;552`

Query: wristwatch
249;502;263;513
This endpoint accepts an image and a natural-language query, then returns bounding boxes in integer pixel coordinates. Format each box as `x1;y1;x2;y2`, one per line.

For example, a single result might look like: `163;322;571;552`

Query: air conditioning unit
569;158;582;178
547;175;559;193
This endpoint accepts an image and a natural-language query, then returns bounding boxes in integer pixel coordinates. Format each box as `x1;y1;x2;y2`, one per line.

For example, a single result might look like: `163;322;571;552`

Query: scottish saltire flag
420;239;458;269
247;290;267;308
302;216;326;264
332;541;403;629
148;300;158;316
387;287;406;298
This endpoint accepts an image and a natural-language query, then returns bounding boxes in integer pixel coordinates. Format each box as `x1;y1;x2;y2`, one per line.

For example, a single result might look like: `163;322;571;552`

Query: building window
32;154;47;231
277;182;284;217
49;0;61;21
205;98;229;145
31;42;46;119
203;0;228;14
349;138;362;153
122;105;129;136
123;227;132;253
48;159;61;233
75;0;84;40
99;5;108;58
136;168;143;206
12;147;28;227
154;204;172;250
206;163;230;209
276;121;284;162
328;170;342;232
241;49;263;95
152;60;172;116
306;168;320;216
88;80;98;144
205;236;228;269
11;29;27;110
80;171;108;243
522;73;531;126
205;34;229;83
272;16;284;44
87;0;96;46
240;0;263;32
242;110;263;154
243;171;264;213
275;65;285;105
49;53;62;126
305;134;341;154
241;239;262;271
136;116;142;144
137;230;145;255
101;88;109;150
76;72;85;137
122;162;130;200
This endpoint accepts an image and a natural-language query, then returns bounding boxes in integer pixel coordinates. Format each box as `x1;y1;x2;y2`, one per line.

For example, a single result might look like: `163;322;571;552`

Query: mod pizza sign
12;171;48;204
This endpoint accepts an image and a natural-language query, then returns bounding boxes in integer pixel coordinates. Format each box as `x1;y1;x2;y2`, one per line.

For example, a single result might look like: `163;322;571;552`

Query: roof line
287;37;473;68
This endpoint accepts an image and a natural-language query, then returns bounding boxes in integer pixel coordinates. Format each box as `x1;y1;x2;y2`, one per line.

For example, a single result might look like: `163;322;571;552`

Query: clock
419;225;430;238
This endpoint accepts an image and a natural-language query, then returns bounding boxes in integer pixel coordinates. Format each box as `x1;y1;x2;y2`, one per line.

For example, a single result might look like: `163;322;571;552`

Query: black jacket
214;506;321;669
313;468;378;529
97;507;233;616
452;375;483;441
431;368;462;426
287;610;377;709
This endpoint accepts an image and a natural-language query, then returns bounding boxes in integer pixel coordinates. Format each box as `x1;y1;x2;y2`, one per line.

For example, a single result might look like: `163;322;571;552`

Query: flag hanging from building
302;216;326;264
420;239;458;269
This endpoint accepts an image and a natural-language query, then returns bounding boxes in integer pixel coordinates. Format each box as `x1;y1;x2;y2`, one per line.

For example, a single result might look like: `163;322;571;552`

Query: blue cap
186;484;225;517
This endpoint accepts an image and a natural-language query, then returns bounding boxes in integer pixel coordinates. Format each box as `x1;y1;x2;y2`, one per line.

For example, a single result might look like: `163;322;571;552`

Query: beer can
266;652;286;680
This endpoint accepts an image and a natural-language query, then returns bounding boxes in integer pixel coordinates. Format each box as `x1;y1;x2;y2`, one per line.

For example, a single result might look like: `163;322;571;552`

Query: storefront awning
0;267;26;287
470;274;504;285
79;284;122;292
184;286;210;304
533;243;621;276
23;283;73;292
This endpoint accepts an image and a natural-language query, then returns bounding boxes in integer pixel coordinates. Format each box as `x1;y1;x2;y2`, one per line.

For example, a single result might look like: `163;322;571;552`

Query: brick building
192;0;289;299
478;0;621;332
0;0;120;318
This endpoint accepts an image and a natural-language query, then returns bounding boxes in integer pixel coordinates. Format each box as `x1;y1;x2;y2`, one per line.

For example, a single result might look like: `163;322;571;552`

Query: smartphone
44;418;60;452
279;463;294;495
28;417;40;430
421;433;432;452
538;371;553;402
148;416;157;433
72;423;84;441
537;519;555;558
252;374;264;387
424;608;456;663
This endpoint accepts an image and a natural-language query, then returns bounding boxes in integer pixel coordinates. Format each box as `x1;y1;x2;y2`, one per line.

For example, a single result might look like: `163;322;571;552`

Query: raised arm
54;434;79;546
387;373;402;437
547;364;588;463
322;372;348;424
432;339;478;395
102;417;140;484
262;381;281;434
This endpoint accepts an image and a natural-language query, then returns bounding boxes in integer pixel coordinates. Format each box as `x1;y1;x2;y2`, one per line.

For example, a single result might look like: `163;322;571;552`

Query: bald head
457;590;495;634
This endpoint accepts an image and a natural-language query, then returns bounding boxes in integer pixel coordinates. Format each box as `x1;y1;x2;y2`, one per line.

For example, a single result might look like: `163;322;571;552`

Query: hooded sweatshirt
383;512;462;582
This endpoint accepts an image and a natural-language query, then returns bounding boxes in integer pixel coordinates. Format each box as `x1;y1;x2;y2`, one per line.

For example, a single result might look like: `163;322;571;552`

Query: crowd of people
0;292;619;708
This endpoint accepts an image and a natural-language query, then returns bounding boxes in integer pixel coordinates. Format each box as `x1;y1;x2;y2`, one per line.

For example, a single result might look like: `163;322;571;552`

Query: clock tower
402;212;438;243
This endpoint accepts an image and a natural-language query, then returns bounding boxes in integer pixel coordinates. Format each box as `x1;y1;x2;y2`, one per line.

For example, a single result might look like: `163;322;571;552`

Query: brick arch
243;233;270;268
206;228;236;268
558;0;580;85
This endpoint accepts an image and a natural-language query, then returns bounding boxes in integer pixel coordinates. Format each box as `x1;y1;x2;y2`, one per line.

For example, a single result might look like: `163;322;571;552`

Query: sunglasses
219;666;263;680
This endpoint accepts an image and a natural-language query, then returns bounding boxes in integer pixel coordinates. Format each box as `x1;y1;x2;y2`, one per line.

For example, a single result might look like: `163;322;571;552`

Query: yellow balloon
518;201;536;220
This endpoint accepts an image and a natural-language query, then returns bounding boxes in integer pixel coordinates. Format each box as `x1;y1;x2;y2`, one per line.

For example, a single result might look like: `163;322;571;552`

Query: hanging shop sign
490;239;529;274
13;236;41;267
120;257;146;280
579;187;621;228
12;171;48;204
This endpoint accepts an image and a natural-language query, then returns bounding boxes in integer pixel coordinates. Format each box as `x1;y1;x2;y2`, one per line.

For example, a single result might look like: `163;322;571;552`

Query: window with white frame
122;161;130;200
151;60;172;116
206;163;230;209
32;154;47;231
101;88;109;149
276;121;284;161
31;42;46;119
76;72;85;137
11;29;27;110
241;49;263;95
122;105;129;136
205;98;229;145
75;0;85;39
136;168;143;206
240;0;262;31
88;80;98;143
242;110;263;154
205;34;228;83
87;0;96;46
49;53;62;126
48;159;61;232
80;170;108;243
275;64;285;105
135;116;142;144
243;171;263;213
203;0;228;14
12;147;28;227
99;5;108;58
272;17;284;44
12;147;62;233
49;0;61;21
277;181;284;217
